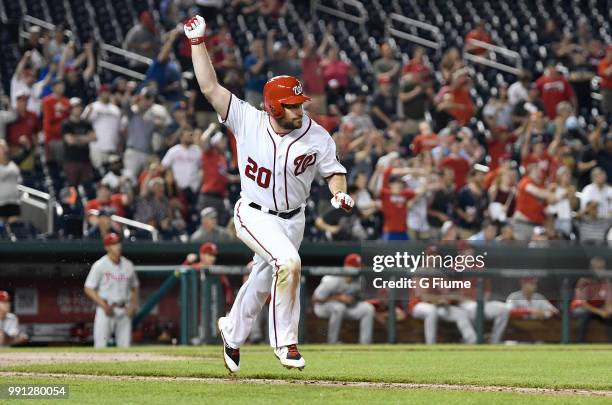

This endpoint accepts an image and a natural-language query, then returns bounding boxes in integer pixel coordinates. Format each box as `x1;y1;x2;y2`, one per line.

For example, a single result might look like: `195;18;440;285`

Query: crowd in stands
0;2;611;244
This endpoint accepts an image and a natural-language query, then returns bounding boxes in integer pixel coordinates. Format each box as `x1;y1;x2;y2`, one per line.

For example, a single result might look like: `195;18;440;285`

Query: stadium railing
386;12;443;50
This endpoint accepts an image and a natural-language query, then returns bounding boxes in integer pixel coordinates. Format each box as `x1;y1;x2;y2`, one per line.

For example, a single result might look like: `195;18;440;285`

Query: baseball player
84;233;139;348
0;291;28;346
184;15;353;372
313;254;375;344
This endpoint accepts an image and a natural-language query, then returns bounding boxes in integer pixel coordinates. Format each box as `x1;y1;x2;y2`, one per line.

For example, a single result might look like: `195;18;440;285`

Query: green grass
2;345;612;404
1;377;611;405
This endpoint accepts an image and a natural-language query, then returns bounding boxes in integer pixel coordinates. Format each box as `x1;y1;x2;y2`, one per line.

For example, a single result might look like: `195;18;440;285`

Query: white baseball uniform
219;94;346;349
85;255;139;348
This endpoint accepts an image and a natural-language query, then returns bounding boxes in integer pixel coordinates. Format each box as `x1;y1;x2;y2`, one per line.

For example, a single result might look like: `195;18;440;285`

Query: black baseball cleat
217;317;240;373
274;344;306;370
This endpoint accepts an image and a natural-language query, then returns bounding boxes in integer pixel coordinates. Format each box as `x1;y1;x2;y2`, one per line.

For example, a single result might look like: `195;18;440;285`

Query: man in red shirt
464;21;492;56
572;256;612;343
41;78;70;162
411;121;438;156
86;183;131;226
599;44;612;115
435;73;475;126
440;139;470;190
512;164;557;240
534;63;576;118
198;129;237;225
6;91;39;174
377;166;423;240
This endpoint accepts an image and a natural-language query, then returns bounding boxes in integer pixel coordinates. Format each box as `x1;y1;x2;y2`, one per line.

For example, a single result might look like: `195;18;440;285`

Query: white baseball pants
93;306;132;348
222;199;305;349
313;301;375;344
460;300;510;343
412;302;477;344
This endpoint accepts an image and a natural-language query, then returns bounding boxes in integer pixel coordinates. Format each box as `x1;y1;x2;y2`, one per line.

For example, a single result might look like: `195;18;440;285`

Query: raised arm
184;16;231;119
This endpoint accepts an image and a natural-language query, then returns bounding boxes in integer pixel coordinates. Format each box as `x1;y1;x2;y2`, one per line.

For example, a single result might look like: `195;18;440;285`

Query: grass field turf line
0;345;612;405
2;345;612;391
2;377;612;405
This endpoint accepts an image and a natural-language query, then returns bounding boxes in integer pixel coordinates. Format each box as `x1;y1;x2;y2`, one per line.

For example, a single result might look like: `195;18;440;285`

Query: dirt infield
2;371;612;397
0;352;192;366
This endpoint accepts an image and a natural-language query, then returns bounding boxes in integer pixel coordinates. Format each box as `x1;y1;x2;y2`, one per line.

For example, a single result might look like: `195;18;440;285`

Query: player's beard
277;115;302;131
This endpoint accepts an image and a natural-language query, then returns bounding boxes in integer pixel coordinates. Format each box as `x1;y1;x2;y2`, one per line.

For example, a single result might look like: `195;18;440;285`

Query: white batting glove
331;192;354;212
183;15;206;45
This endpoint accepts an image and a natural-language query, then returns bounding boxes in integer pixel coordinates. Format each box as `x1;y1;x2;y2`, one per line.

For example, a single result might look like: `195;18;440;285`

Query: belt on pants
248;202;301;219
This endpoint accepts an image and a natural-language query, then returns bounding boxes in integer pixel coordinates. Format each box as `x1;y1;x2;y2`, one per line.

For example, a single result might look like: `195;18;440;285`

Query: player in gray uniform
0;291;28;346
313;254;375;344
84;233;139;348
506;277;559;319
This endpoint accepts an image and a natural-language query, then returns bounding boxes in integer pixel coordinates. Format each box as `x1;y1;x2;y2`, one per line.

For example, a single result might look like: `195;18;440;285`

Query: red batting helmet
0;290;10;302
263;76;311;119
103;233;121;246
344;253;362;268
199;242;218;256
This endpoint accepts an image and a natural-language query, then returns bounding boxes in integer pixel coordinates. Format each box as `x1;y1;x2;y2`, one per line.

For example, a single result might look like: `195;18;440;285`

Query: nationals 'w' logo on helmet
292;84;303;95
294;153;317;176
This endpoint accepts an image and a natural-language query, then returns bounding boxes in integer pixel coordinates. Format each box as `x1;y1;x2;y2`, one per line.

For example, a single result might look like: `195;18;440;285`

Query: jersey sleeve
84;261;102;290
218;93;260;143
317;134;347;179
313;276;336;301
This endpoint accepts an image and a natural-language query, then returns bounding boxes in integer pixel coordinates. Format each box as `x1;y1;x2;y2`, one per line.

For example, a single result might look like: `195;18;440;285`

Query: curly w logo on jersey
294;153;317;176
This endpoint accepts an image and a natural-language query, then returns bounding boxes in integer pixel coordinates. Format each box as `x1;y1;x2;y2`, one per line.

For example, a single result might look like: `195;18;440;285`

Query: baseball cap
199;242;218;256
424;245;439;256
69;97;82;107
51;77;63;86
103;233;121;246
98;83;110;93
520;277;538;284
200;207;217;219
344;253;362;268
532;226;546;236
0;290;10;302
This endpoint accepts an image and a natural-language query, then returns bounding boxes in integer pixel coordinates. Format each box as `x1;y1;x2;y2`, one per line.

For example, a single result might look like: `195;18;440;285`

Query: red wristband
190;37;205;45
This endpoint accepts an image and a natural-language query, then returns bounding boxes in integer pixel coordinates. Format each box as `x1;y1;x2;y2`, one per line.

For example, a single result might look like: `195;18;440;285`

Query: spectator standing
124;11;162;62
6;91;39;176
464;21;492;56
399;74;432;135
598;45;612;115
42;78;70;163
198;127;235;223
508;70;532;106
82;84;122;171
455;169;489;238
0;140;22;222
512;164;557;240
535;63;577;119
301;30;331;114
373;42;401;90
134;177;173;235
579;167;612;220
161;128;202;206
61;98;96;187
370;76;399;130
243;38;268;107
